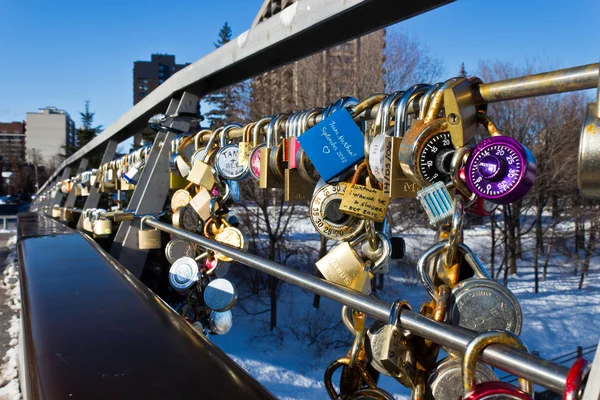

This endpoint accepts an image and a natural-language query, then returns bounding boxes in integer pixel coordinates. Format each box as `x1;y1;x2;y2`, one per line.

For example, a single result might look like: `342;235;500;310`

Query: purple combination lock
465;136;536;205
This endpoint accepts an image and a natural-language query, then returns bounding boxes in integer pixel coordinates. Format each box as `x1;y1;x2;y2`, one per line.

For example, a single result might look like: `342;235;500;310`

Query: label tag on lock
297;109;364;182
339;183;389;223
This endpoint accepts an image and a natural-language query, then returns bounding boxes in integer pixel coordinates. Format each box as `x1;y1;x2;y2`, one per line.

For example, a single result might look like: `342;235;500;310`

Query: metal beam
38;0;451;193
64;158;89;208
111;93;198;277
76;141;118;229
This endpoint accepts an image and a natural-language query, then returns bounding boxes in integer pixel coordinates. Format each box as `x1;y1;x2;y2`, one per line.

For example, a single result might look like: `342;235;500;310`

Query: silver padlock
378;300;416;388
418;241;522;334
165;238;196;264
203;278;237;312
360;224;392;274
578;78;600;198
168;257;200;294
208;310;233;335
426;356;497;400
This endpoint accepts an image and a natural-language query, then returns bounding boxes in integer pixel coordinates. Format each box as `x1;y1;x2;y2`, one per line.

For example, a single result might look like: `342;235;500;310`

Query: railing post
77;140;118;229
110;92;198;277
64;158;89;208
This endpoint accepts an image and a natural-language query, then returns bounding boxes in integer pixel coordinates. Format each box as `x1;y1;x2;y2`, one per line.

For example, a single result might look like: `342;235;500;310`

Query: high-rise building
0;121;26;168
251;0;385;117
26;107;76;167
133;54;189;105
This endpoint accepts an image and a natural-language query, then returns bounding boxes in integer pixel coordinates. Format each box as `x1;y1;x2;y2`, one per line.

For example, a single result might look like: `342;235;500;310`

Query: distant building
133;54;189;146
0;121;26;168
26;107;76;167
133;54;189;105
251;0;385;115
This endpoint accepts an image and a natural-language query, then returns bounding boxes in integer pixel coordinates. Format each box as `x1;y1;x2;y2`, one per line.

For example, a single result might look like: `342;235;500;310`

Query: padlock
174;136;194;178
123;151;143;184
378;300;416;388
203;278;237;312
168;257;200;294
215;124;250;181
284;111;316;201
165;238;196;264
171;189;192;212
81;170;91;185
310;180;365;241
368;92;399;183
386;85;429;198
297;107;365;183
238;122;255;167
74;183;83;197
82;210;93;232
399;80;458;187
51;205;61;219
208;310;233;335
286;112;301;169
577;82;600;198
418;240;522;334
426;356;497;400
92;214;112;237
187;129;221;189
295;108;323;184
189;187;214;221
460;330;533;400
564;358;591;400
339;161;390;223
207;218;248;262
248;117;272;181
316;233;383;294
260;114;287;189
360;231;392;274
190;129;214;166
172;204;200;232
464;113;536;205
118;159;134;191
138;216;161;250
90;169;98;187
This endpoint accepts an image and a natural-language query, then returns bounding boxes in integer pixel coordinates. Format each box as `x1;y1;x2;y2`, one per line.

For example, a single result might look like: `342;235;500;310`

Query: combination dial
418;132;455;184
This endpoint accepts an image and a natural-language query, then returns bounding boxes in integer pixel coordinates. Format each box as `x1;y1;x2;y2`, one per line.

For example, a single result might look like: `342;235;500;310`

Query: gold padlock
315;235;373;295
339;162;389;223
119;157;134;191
169;139;188;190
385;86;428;198
138;216;161;249
238;122;255;167
189;187;214;221
171;189;192;212
82;211;93;232
260;114;287;189
51;205;61;219
92;214;112;238
187;129;221;189
205;218;248;262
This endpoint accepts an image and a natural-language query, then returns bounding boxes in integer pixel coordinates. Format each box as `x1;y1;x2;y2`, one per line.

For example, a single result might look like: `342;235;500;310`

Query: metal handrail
143;217;570;394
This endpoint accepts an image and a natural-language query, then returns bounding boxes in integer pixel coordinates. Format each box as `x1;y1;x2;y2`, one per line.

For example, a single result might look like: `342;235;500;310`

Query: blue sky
0;0;598;129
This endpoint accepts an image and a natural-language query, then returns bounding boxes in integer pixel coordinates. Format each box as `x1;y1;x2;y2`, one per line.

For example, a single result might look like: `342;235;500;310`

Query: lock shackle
379;91;403;136
242;122;256;144
394;84;430;138
300;107;322;133
252;117;272;147
195;129;213;151
140;215;156;231
201;128;223;162
444;194;465;269
220;123;242;147
349;161;369;185
476;111;502;137
265;114;286;147
424;78;459;124
419;82;442;121
285;112;299;139
349;230;391;273
462;330;533;398
418;241;490;302
450;145;475;200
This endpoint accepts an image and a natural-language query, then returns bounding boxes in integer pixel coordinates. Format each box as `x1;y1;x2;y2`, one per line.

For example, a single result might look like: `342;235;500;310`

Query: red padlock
466;197;498;217
461;330;534;400
564;358;591;400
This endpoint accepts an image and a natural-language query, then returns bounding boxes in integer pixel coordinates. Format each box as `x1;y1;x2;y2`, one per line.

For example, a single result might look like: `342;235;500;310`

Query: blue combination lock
297;108;364;182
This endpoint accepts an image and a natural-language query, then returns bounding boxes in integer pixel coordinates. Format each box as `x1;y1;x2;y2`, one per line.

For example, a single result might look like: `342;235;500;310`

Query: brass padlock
51;205;61;219
119;157;133;191
379;300;416;388
92;214;112;237
248;117;272;181
207;218;248;262
284;112;315;201
238;122;255;167
315;233;375;294
189;187;214;221
339;162;389;223
578;84;600;198
259;114;286;189
387;86;428;198
169;139;188;190
187;129;221;189
82;211;93;232
138;216;161;249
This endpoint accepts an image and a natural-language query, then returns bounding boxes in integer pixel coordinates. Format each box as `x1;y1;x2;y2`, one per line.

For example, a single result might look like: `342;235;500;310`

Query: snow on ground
0;236;21;400
210;210;600;399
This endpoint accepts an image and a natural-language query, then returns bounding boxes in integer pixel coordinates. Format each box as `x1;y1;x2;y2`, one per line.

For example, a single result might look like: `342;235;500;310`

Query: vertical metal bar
64;158;89;208
109;98;181;258
77;141;118;228
3;218;7;230
112;92;198;277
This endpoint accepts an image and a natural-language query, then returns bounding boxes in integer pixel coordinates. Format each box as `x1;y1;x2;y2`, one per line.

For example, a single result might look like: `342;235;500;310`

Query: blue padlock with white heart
297;108;364;182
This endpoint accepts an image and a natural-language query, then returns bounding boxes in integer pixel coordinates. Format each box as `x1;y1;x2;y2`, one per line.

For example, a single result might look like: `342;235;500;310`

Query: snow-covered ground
0;210;598;399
